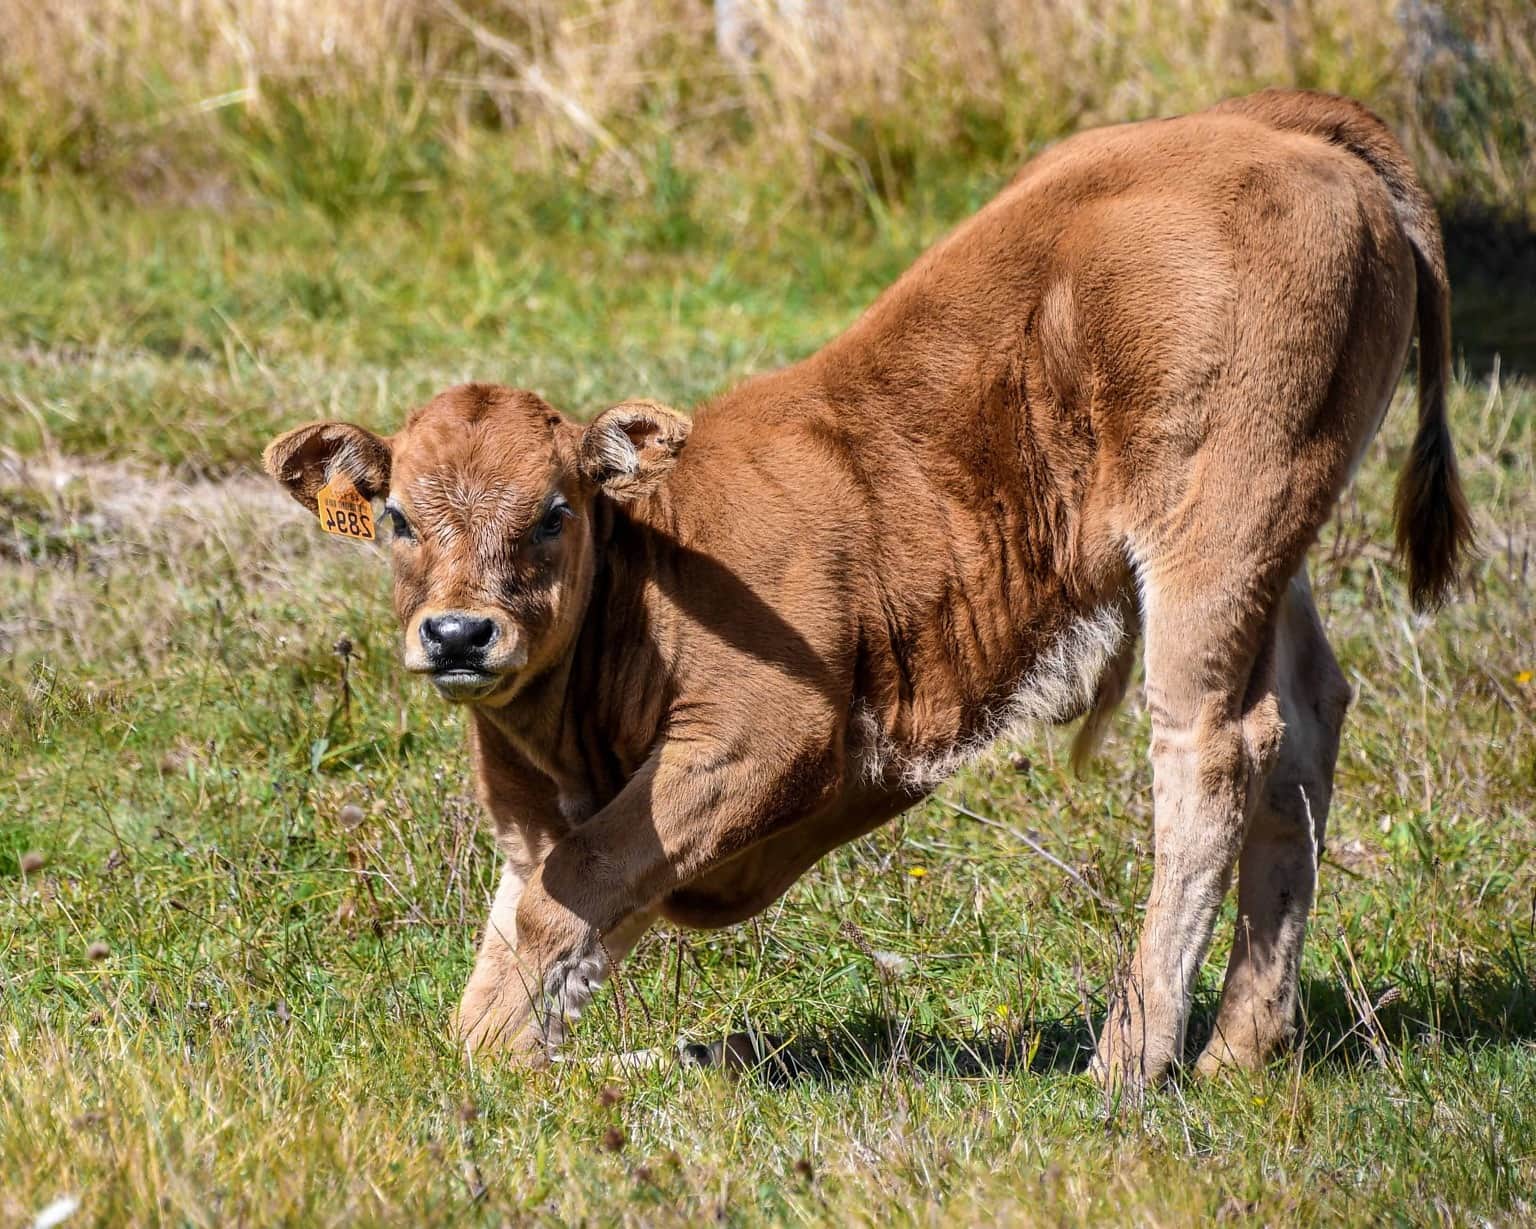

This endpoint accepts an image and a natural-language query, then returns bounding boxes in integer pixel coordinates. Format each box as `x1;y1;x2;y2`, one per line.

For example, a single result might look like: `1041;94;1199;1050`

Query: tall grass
3;0;1532;216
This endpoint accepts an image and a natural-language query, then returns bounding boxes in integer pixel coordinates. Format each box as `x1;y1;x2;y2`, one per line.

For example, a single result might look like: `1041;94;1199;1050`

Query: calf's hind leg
1092;549;1288;1091
1196;569;1350;1074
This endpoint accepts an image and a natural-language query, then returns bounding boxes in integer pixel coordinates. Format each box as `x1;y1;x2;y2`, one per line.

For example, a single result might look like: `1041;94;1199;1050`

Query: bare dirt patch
0;451;369;664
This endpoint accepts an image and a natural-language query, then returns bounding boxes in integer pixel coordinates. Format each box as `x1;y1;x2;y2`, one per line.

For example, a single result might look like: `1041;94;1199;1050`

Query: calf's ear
579;399;691;501
262;422;392;514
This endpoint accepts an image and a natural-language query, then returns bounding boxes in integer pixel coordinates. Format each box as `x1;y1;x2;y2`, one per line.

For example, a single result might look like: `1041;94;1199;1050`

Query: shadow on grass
756;1010;1098;1085
688;1010;1097;1087
722;954;1536;1087
1283;955;1536;1072
1445;205;1536;376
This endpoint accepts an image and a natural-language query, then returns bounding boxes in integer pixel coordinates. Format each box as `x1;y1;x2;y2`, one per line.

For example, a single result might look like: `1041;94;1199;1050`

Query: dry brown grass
3;0;1532;210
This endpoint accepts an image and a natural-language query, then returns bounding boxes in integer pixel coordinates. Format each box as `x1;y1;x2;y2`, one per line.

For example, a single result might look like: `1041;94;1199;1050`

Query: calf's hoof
1091;1015;1178;1096
453;1000;550;1065
1192;1023;1288;1078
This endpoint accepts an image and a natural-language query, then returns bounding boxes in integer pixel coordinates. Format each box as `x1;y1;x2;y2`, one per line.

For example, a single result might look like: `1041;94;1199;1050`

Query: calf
265;89;1470;1089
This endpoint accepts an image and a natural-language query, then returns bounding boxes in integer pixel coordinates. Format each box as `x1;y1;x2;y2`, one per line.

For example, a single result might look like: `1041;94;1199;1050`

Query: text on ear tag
316;474;375;541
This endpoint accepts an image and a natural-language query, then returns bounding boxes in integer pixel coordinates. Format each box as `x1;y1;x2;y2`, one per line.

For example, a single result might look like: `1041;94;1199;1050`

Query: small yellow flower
907;866;927;878
1516;670;1533;686
996;1003;1010;1019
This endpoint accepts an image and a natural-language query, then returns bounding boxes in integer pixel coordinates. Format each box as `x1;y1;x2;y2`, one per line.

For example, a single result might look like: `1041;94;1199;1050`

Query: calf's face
263;383;688;705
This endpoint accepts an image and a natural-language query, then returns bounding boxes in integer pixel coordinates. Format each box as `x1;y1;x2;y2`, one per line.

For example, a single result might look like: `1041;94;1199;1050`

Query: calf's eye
384;504;414;541
535;502;570;542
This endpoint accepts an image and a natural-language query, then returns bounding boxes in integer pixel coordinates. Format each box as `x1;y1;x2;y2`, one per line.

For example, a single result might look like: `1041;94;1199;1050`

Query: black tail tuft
1393;241;1474;612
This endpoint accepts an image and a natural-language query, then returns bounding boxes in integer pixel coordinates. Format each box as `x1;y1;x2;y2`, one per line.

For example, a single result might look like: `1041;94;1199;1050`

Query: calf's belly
658;785;916;929
656;594;1137;930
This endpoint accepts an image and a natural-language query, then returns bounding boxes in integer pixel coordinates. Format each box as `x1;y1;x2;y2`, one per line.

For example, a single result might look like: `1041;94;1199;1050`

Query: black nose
420;613;498;661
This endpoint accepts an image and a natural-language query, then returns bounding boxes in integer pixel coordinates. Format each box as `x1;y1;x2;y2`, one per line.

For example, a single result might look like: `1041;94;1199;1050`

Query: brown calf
265;89;1470;1089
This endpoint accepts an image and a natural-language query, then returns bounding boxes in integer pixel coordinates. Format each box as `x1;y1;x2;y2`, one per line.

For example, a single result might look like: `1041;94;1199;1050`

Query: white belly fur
855;604;1127;791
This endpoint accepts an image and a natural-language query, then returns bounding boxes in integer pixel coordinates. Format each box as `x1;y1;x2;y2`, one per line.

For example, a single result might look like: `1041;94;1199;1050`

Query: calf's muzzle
420;612;499;662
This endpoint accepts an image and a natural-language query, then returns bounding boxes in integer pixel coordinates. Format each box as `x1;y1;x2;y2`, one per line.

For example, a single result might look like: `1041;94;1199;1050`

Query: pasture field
4;165;1536;1229
3;4;1536;1223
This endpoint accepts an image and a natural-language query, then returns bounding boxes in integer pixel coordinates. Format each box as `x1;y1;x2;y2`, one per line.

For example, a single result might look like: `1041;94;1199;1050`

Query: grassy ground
4;71;1536;1229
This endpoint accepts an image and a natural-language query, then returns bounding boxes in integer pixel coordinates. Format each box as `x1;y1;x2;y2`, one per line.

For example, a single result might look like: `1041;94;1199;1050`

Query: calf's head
263;383;688;705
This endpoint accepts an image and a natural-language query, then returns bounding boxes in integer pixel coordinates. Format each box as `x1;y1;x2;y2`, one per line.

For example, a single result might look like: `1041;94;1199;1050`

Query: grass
3;1;1534;218
3;13;1536;1221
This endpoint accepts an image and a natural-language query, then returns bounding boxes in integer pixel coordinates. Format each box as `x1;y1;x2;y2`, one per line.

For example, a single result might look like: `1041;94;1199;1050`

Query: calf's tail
1392;205;1473;611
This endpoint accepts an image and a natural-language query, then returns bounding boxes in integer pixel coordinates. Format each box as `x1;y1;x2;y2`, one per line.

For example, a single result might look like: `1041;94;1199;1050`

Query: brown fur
265;90;1468;1088
1209;90;1473;609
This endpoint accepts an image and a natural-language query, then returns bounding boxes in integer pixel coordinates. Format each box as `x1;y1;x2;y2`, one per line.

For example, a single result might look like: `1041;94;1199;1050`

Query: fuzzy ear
579;399;691;501
262;422;392;514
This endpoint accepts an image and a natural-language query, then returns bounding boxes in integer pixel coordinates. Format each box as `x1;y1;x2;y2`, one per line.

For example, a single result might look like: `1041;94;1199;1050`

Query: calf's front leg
456;864;530;1054
456;862;656;1058
462;733;829;1058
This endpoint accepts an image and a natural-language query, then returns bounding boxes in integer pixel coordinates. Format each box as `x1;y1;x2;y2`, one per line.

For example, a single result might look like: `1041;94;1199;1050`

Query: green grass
0;166;943;472
3;158;1536;1225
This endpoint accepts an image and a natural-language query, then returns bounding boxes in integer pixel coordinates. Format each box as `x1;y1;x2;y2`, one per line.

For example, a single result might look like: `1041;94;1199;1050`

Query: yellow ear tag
316;474;376;541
